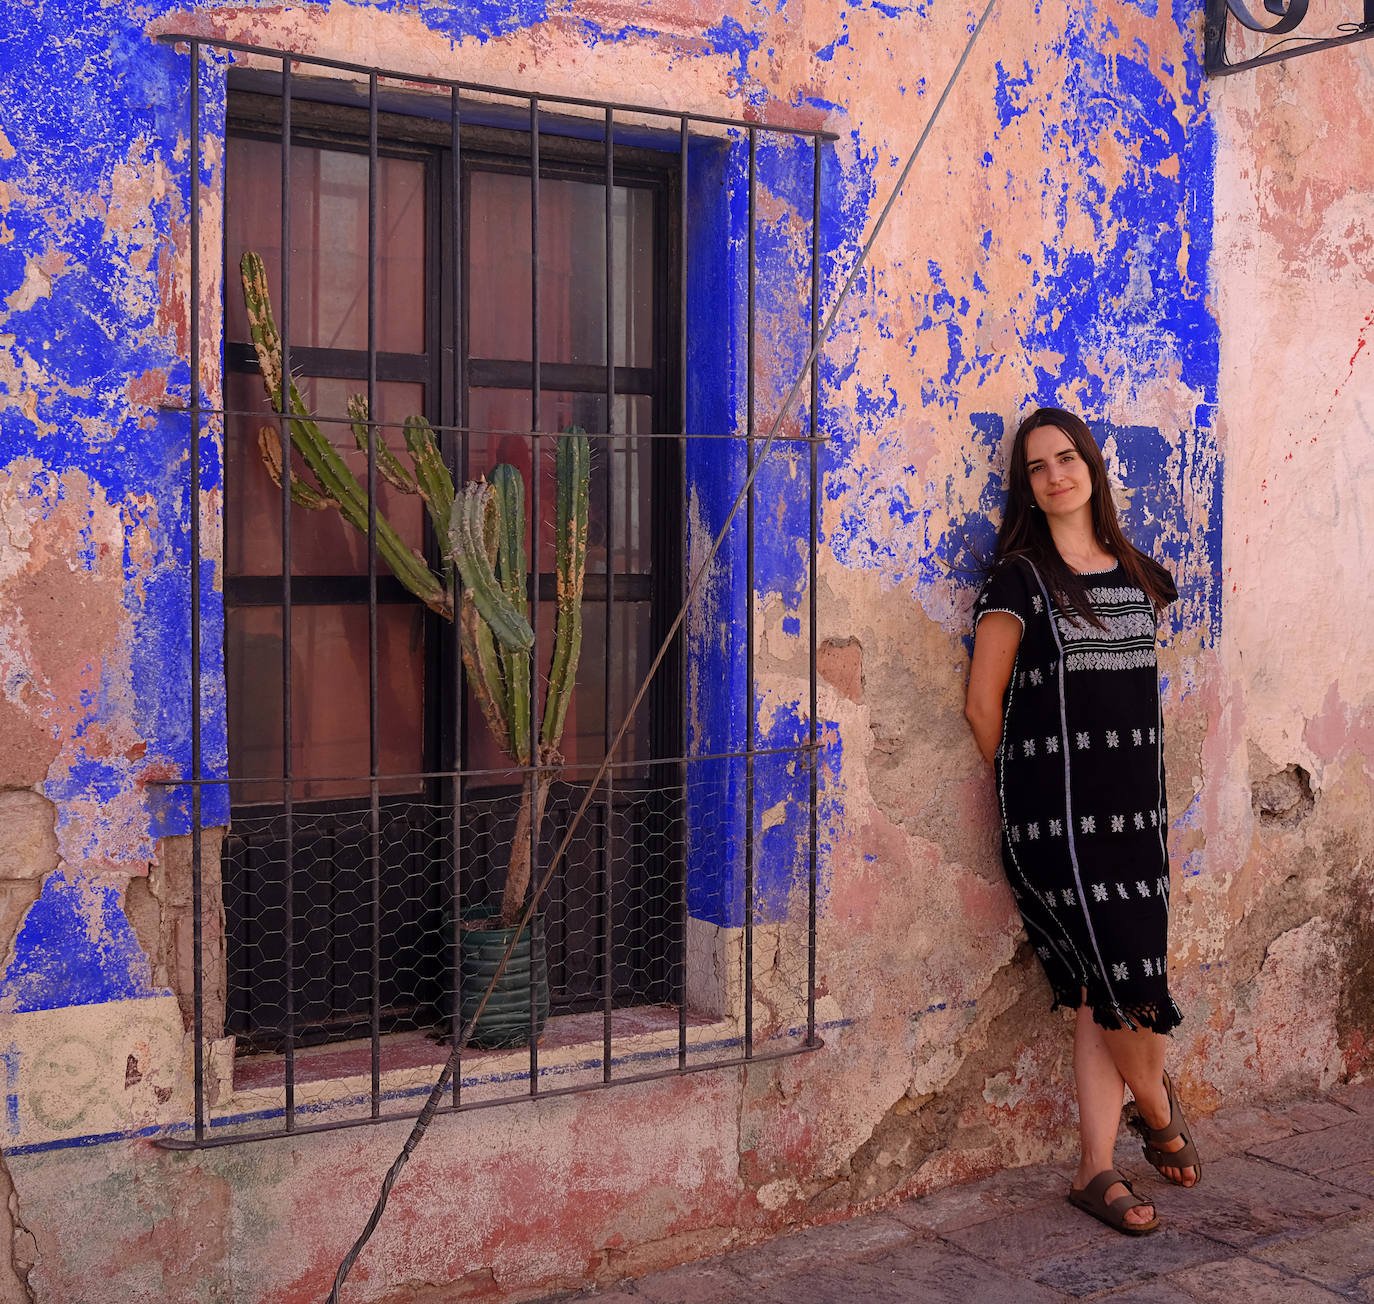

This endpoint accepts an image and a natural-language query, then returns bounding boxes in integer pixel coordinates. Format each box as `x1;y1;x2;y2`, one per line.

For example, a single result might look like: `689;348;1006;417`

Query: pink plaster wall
0;2;1371;1301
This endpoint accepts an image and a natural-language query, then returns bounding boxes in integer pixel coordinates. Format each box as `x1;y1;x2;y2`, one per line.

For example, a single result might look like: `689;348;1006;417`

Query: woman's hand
965;612;1021;765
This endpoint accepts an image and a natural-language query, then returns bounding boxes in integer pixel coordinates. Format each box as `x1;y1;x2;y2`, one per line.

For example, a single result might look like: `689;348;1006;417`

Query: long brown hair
993;406;1174;626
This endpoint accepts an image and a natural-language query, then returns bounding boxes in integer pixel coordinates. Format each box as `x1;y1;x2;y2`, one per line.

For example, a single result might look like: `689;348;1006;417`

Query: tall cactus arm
257;427;335;511
541;428;591;752
488;463;532;761
458;590;515;756
346;395;417;495
445;482;535;652
403;415;455;538
240;252;451;619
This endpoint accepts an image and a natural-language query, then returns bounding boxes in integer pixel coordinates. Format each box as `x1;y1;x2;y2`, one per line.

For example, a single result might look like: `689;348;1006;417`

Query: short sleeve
974;559;1032;632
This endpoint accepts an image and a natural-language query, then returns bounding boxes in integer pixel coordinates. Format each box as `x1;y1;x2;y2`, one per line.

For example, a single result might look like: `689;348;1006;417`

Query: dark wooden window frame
221;81;686;1049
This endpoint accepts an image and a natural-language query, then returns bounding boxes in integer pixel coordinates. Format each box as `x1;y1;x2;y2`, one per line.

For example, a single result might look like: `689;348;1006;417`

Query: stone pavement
535;1081;1374;1304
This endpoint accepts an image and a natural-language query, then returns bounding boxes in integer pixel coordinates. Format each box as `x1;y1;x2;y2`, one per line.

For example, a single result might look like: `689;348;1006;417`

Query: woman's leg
1073;1003;1155;1225
1098;1023;1198;1186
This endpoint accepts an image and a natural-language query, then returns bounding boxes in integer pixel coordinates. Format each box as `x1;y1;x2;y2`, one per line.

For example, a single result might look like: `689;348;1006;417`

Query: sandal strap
1081;1169;1131;1204
1144;1136;1201;1170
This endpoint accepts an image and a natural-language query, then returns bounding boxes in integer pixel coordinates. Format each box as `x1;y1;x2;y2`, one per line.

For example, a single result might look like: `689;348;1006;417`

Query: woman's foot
1070;1164;1157;1229
1131;1072;1200;1187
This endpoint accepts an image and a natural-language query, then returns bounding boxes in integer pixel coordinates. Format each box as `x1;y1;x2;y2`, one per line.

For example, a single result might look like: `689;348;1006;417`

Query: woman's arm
964;612;1021;765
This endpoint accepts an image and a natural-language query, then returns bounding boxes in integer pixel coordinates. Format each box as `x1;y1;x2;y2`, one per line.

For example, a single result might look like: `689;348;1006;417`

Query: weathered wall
0;0;1369;1300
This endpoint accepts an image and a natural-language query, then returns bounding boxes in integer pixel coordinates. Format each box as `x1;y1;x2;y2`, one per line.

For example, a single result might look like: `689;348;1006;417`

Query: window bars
156;34;835;1147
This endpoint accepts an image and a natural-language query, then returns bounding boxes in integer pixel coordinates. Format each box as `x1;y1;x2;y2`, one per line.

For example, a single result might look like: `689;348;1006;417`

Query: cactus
239;249;591;929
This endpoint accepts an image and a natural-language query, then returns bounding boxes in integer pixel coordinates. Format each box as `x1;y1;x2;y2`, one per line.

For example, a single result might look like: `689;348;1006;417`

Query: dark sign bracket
1205;0;1374;76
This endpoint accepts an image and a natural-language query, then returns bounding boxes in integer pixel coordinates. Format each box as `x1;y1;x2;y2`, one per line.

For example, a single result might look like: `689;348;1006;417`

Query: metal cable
327;3;998;1296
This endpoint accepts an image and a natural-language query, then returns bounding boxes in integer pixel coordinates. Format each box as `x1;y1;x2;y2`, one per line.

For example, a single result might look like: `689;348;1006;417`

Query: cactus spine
239;250;591;928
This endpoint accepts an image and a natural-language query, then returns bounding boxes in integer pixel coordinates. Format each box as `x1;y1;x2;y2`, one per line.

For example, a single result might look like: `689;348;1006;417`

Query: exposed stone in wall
0;1160;36;1304
1251;756;1316;829
125;830;226;1036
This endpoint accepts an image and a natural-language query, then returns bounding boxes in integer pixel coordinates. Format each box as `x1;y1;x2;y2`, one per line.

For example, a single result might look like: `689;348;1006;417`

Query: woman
964;407;1200;1235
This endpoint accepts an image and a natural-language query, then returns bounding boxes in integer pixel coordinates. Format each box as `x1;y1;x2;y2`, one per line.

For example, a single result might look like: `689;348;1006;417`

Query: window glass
225;135;426;354
227;603;426;800
468;170;655;368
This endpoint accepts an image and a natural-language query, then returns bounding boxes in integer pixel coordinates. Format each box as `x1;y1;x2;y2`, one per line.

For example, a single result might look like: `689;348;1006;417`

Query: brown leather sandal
1068;1169;1160;1235
1129;1069;1202;1187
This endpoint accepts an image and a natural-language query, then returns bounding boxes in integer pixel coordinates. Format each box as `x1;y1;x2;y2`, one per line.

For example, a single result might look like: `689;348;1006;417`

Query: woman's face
1024;424;1093;521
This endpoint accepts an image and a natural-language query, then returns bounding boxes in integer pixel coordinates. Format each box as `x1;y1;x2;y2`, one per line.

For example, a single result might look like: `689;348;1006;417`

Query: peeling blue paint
0;873;164;1013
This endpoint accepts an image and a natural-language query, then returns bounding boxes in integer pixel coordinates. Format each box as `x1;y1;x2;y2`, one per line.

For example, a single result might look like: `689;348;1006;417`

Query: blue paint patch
0;873;166;1013
782;615;801;637
993;60;1034;128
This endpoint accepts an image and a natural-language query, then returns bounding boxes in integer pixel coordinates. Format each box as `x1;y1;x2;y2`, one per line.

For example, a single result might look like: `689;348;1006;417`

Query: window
221;86;682;1050
162;34;832;1146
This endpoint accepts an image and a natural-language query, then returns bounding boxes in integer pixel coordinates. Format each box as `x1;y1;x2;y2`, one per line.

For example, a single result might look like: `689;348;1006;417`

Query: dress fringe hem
1049;989;1184;1036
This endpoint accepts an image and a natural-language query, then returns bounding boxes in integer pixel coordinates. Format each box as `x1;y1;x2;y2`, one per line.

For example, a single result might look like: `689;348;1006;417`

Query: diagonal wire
326;2;998;1297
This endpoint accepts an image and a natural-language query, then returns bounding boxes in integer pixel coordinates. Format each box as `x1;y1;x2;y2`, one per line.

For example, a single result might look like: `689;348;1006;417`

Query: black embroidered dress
975;555;1182;1033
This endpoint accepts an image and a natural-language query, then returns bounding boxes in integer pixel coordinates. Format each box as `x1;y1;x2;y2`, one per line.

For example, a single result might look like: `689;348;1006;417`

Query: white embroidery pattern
1022;739;1036;758
1132;728;1143;746
1076;731;1091;750
1029;668;1043;686
1027;822;1040;840
1111;814;1125;833
1112;961;1129;981
1092;883;1108;902
1036;945;1051;960
1106;730;1119;748
1149;727;1157;743
1150;810;1158;827
1010;825;1021;843
1049;818;1063;837
1064;646;1157;672
1080;815;1095;833
1136;880;1151;898
1156;877;1169;897
1062;889;1076;906
1143;958;1154;977
1116;882;1131;900
1045;735;1060;754
1032;594;1044;614
1134;811;1145;830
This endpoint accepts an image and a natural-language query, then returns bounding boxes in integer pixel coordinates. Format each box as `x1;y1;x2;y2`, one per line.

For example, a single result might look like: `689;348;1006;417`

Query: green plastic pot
459;913;549;1049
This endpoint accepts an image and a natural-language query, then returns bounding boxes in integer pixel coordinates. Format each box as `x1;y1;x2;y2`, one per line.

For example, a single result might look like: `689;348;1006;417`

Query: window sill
212;1005;740;1133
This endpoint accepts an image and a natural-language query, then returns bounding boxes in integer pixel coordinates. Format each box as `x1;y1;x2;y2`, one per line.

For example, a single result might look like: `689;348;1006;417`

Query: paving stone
1092;1282;1197;1304
1277;1098;1362;1133
1327;1081;1374;1115
1169;1256;1351;1304
1031;1228;1225;1298
1323;1161;1374;1197
892;1164;1067;1233
940;1195;1115;1269
725;1213;916;1282
1247;1115;1374;1175
1189;1107;1296;1161
1252;1213;1374;1292
1156;1154;1368;1249
753;1240;1070;1304
631;1260;752;1304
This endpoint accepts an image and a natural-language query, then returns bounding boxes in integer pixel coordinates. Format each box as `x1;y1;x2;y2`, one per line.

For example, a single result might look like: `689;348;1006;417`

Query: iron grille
156;33;835;1147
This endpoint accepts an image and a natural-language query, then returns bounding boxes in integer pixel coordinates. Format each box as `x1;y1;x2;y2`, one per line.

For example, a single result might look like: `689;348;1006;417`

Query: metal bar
279;54;297;1133
188;39;205;1146
676;115;689;1071
1206;15;1374;75
807;137;821;1049
153;1037;826;1151
449;83;465;1111
172;409;823;443
367;71;382;1120
602;106;615;1083
156;33;841;139
158;741;826;791
528;98;542;1093
743;127;756;1061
